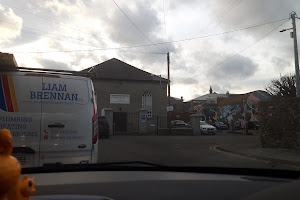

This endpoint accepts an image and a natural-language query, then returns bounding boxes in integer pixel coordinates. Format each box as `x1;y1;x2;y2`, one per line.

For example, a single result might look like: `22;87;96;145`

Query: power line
193;0;243;38
174;19;290;85
8;18;287;54
111;0;166;53
164;18;287;44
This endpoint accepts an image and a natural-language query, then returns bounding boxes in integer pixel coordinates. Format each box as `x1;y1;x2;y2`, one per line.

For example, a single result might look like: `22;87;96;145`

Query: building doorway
113;112;128;132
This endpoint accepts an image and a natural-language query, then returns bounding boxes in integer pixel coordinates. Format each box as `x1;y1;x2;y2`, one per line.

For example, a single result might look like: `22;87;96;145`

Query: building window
142;92;152;118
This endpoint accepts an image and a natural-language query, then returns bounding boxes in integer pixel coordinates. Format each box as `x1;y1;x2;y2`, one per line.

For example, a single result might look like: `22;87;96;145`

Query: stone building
83;58;168;133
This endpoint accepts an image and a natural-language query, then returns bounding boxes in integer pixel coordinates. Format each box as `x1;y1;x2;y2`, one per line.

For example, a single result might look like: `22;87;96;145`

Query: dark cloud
173;77;199;85
207;54;258;80
106;1;160;46
213;0;299;30
105;0;175;51
37;58;71;70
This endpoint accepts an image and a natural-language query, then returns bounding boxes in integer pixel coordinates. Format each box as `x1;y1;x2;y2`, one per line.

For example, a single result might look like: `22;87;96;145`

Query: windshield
1;0;300;174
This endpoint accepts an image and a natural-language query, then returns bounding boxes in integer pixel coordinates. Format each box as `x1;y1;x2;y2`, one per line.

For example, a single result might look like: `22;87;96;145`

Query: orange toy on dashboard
7;175;36;200
0;129;36;200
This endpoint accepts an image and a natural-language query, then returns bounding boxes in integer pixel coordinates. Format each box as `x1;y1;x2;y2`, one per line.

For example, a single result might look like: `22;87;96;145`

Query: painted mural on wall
207;93;260;128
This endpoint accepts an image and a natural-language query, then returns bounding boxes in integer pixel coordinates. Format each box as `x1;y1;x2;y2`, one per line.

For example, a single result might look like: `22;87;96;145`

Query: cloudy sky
1;0;299;100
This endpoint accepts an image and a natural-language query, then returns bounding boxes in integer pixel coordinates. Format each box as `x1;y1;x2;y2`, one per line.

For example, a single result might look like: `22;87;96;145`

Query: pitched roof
82;58;168;82
217;94;249;106
192;93;228;101
217;90;271;106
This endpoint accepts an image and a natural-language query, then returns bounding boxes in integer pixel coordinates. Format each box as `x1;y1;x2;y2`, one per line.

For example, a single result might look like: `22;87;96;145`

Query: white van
0;70;98;167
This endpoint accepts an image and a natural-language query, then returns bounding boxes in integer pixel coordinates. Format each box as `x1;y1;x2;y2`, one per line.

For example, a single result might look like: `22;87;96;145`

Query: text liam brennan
30;83;79;101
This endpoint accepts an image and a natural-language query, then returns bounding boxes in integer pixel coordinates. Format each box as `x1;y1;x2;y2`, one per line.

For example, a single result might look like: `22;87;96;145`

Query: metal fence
127;112;139;133
113;112;168;134
146;115;167;134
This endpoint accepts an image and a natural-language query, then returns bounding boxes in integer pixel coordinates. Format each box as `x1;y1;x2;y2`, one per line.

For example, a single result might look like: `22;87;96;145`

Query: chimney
0;52;19;71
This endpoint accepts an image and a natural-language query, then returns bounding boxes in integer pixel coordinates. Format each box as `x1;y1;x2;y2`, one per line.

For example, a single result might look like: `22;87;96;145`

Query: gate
113;112;127;132
146;115;167;134
127;112;139;133
113;112;138;134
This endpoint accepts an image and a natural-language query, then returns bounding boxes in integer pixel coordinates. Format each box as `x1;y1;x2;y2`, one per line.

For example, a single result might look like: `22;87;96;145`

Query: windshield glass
0;0;300;173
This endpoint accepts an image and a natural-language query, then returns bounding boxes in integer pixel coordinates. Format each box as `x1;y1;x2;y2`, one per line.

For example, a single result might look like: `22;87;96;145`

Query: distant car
98;116;110;139
200;121;216;135
171;120;188;127
248;121;259;130
214;121;228;130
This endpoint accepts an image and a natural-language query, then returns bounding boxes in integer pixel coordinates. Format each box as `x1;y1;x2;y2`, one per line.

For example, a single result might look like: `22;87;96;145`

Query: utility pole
167;52;171;134
291;12;300;98
280;12;300;97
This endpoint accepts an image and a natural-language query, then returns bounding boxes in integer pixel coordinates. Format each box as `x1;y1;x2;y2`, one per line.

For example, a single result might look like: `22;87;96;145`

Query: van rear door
0;73;42;168
39;76;93;165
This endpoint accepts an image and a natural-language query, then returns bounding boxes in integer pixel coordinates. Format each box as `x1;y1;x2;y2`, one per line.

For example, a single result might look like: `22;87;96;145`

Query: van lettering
58;84;67;91
37;92;43;99
64;93;71;101
50;92;56;100
43;92;49;99
42;83;49;91
30;91;36;99
71;94;78;101
57;93;64;100
52;84;57;91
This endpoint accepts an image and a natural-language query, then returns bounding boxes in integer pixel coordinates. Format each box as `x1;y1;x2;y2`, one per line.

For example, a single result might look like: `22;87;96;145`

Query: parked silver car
200;121;217;135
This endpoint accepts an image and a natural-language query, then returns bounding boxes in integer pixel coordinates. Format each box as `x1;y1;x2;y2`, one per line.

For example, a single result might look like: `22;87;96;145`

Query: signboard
110;94;130;104
166;106;174;112
140;114;146;122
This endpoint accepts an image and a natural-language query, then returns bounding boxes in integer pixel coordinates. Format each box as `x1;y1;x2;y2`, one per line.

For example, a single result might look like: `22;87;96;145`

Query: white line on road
209;145;269;164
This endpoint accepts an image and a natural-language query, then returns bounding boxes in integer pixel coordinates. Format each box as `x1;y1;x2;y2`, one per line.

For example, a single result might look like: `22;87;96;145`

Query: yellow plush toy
0;129;36;200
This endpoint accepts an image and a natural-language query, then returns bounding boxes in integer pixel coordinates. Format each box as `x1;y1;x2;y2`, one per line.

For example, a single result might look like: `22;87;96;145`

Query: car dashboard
28;170;300;200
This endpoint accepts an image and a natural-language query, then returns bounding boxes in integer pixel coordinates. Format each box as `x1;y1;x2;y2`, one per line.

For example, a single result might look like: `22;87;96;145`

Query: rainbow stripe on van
0;75;19;112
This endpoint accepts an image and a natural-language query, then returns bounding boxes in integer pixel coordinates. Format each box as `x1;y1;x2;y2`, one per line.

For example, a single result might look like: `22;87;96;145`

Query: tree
266;74;296;98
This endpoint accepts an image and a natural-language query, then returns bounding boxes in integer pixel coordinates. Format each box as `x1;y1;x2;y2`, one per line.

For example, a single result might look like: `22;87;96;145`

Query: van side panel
0;73;42;168
39;76;94;165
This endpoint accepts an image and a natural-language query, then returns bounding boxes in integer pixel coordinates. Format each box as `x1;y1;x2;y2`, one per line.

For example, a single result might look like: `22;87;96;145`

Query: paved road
97;134;281;169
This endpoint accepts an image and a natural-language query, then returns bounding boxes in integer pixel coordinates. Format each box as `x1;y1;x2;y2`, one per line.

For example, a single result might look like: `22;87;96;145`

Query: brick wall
257;98;300;149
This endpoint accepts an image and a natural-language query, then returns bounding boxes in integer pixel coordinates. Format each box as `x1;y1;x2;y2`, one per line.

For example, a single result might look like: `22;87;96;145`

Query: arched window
142;92;152;118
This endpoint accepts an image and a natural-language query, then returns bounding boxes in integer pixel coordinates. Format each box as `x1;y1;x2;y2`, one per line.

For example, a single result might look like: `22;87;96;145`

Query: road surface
97;134;284;169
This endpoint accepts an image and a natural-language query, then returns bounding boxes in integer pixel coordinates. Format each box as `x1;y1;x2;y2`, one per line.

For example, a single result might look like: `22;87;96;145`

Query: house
82;58;168;133
169;96;191;122
187;86;230;114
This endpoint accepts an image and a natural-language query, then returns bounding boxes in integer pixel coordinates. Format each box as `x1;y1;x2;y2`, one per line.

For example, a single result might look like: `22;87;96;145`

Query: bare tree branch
265;74;296;98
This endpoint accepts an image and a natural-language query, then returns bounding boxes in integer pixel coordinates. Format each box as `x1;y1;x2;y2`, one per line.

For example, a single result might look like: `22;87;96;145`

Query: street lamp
279;11;300;98
279;28;292;33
